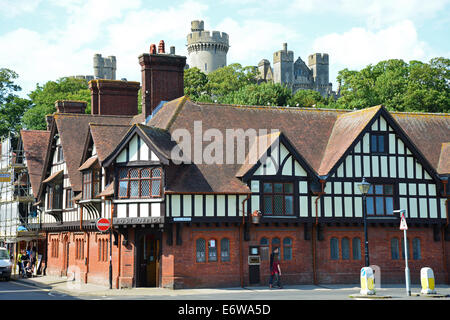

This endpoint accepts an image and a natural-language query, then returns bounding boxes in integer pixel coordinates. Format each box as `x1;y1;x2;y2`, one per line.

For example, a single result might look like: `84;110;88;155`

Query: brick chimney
55;100;87;114
138;40;186;120
89;79;140;116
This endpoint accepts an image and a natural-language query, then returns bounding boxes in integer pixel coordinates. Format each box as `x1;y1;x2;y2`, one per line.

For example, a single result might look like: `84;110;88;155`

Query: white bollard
420;267;436;295
360;267;376;295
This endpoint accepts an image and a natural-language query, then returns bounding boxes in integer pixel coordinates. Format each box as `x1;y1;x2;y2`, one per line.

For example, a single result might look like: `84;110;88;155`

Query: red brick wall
160;224;450;289
44;224;449;289
44;230;135;288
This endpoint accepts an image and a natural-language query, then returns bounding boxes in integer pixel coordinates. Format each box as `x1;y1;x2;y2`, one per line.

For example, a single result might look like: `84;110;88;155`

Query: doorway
137;233;160;287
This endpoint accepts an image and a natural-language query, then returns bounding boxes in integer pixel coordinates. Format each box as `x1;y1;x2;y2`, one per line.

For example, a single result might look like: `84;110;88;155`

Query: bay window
118;167;162;199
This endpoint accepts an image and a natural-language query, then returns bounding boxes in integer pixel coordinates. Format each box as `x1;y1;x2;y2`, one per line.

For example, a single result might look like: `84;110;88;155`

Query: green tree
336;58;450;113
222;82;292;106
288;89;324;108
22;77;91;130
0;68;32;138
184;67;208;100
206;63;259;101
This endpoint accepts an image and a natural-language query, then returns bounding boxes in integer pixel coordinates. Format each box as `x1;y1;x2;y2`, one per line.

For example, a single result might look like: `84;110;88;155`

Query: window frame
330;237;339;260
352;237;361;260
262;182;294;216
370;132;388;155
366;184;395;216
118;167;162;199
283;237;293;261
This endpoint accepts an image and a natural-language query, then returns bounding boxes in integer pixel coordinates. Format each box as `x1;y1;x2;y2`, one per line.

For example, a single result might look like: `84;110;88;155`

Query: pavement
8;273;450;300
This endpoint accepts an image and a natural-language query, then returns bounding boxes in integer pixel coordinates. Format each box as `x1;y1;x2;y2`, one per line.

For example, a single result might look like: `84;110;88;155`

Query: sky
1;0;449;98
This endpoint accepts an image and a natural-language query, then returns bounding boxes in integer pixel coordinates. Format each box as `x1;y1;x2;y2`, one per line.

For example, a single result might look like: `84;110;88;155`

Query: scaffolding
0;134;38;246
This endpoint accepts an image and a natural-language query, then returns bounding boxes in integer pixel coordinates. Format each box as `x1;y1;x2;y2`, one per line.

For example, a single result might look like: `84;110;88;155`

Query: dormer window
118;167;162;199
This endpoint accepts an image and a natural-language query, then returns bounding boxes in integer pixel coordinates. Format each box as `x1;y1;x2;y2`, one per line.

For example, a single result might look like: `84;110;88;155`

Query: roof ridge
194;101;350;113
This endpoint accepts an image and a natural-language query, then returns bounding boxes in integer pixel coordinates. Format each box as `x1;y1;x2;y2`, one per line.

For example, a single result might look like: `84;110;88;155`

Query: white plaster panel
217;195;226;216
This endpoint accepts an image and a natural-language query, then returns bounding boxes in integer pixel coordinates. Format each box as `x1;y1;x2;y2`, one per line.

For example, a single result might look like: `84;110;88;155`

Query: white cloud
0;0;208;96
312;20;429;69
215;18;301;66
290;0;450;29
0;0;42;17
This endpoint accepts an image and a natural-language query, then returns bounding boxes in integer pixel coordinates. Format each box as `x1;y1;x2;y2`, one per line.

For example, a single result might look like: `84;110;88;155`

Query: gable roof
88;123;131;163
101;123;177;167
318;106;382;176
48;113;134;192
20;130;51;198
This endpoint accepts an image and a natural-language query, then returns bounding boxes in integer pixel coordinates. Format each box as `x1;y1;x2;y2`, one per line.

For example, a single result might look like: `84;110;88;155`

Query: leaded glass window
413;238;421;260
208;239;217;262
330;237;339;260
341;237;350;260
118;167;162;198
220;238;230;262
196;238;206;262
283;238;292;260
366;184;394;216
352;238;361;260
391;238;399;260
262;182;294;216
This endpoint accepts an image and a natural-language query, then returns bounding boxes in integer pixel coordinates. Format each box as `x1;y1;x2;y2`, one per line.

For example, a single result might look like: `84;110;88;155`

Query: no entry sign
96;218;111;232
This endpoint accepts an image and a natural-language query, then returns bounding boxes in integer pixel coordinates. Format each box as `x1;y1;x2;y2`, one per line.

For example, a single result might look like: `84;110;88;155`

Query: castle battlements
186;20;229;74
187;31;229;46
308;53;329;65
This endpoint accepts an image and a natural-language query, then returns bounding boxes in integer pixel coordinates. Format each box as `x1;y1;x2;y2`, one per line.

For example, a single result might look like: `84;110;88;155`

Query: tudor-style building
26;42;449;289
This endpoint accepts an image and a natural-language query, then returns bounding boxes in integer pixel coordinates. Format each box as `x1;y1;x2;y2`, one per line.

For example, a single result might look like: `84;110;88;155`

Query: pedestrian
271;253;282;289
20;249;30;278
269;247;282;289
17;249;23;275
30;246;37;275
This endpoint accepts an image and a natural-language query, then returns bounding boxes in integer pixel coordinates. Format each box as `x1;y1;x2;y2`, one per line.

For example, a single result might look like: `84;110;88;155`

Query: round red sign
96;218;111;232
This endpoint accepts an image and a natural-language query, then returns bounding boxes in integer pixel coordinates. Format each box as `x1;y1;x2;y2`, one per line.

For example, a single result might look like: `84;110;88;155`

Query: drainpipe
312;180;326;285
80;206;83;230
442;180;449;284
240;194;251;288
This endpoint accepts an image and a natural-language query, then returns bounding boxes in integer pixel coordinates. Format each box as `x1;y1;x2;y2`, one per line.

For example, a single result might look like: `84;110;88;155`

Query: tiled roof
437;143;450;175
148;98;449;192
20;130;51;198
89;124;131;163
391;112;450;171
53;113;134;192
318;106;382;176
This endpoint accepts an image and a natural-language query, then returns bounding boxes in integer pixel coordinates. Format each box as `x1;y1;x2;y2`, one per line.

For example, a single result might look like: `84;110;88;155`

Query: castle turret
93;54;117;80
308;53;329;86
187;20;229;74
273;43;294;86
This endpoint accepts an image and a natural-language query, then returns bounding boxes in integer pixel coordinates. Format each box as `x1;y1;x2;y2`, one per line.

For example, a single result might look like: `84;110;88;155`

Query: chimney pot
150;44;157;54
170;46;175;55
158;40;165;54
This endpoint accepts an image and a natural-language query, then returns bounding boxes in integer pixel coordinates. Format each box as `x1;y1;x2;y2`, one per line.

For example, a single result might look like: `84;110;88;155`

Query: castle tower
308;53;329;86
93;54;117;80
187;20;229;74
273;43;294;86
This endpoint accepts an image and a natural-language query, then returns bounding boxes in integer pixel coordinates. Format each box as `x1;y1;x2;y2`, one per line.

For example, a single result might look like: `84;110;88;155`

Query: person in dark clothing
271;253;282;288
269;247;282;289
